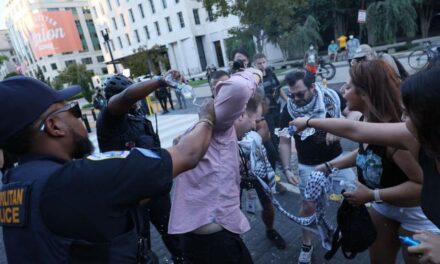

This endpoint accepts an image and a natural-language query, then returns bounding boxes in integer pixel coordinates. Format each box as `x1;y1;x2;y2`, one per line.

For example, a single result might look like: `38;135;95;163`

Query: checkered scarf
286;83;341;139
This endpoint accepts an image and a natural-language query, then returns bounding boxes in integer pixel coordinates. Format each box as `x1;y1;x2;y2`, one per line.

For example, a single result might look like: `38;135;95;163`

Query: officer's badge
87;151;130;161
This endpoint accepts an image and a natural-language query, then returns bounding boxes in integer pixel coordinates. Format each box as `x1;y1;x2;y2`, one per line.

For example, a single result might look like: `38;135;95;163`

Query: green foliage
224;28;256;60
278;15;322;59
0;55;8;65
121;45;170;77
53;63;94;102
366;0;417;45
3;71;20;80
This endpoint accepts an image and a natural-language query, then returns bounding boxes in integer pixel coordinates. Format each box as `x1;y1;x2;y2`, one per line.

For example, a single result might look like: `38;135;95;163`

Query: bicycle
316;58;336;80
408;41;439;70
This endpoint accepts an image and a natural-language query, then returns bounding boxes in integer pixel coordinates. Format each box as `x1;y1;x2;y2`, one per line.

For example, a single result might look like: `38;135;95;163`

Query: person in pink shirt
169;69;261;264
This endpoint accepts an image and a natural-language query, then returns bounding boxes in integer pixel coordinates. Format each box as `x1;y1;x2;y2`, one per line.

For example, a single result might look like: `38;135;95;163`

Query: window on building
42;66;47;72
149;0;155;14
106;0;112;10
162;0;167;8
144;26;150;39
97;55;105;62
92;7;97;17
112;17;118;30
138;4;145;18
102;67;108;74
116;0;120;6
81;57;93;64
120;14;126;26
75;20;89;51
118;36;123;48
47;8;59;11
193;9;200;25
99;3;104;14
65;60;76;67
177;12;185;28
207;9;214;21
125;33;131;46
165;17;172;32
82;7;91;15
175;0;179;3
86;19;101;51
129;9;135;22
134;29;140;43
154;21;161;36
110;40;115;50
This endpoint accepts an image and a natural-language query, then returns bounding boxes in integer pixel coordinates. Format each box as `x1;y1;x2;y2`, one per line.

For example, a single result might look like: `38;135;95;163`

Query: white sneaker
298;245;313;264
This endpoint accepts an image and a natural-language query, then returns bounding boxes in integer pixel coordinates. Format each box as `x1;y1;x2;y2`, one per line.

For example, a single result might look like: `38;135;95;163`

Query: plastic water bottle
339;180;357;192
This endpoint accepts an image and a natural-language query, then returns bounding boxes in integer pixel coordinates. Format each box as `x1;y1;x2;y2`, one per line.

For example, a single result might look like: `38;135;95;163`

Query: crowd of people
0;41;440;264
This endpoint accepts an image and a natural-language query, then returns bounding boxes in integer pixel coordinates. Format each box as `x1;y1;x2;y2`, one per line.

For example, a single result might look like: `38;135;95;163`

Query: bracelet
306;117;313;127
196;118;214;128
324;162;333;172
373;189;383;203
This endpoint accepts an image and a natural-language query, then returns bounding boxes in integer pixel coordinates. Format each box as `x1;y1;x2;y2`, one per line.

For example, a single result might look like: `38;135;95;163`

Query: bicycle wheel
408;49;429;70
318;63;336;80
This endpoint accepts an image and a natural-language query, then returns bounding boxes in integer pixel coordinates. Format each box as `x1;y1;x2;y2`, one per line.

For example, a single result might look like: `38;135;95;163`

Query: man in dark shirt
278;70;355;264
0;76;215;263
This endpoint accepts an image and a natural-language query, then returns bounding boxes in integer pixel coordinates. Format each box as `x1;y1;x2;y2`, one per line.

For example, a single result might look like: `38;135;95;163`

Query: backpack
324;199;377;260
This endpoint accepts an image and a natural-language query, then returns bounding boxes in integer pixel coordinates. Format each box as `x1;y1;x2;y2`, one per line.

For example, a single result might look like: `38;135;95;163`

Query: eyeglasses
288;90;308;100
38;101;82;131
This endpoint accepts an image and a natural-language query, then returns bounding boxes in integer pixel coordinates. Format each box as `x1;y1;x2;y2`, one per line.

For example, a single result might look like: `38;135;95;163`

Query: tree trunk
419;4;433;38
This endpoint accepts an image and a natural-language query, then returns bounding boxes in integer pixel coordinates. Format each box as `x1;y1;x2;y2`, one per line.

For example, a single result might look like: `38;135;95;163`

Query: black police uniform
96;107;183;261
0;148;172;263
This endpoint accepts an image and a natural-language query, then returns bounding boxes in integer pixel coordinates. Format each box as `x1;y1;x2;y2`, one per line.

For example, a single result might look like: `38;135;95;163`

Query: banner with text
28;11;83;58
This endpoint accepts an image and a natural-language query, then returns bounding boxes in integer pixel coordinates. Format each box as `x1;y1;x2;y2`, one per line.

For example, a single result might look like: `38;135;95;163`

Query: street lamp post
100;28;117;74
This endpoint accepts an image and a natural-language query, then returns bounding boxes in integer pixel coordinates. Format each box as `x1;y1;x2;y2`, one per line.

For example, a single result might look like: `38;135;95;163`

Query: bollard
82;114;91;133
91;109;97;121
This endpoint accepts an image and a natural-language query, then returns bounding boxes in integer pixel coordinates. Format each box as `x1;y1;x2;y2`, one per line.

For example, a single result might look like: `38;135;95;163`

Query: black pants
158;97;168;112
140;194;184;261
166;91;174;110
182;230;253;264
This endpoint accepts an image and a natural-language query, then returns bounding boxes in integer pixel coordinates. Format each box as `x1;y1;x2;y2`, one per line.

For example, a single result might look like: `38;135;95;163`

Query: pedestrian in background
346;33;360;66
327;40;339;62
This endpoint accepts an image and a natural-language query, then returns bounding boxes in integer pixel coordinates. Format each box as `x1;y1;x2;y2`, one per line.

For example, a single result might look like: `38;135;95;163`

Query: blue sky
0;0;5;29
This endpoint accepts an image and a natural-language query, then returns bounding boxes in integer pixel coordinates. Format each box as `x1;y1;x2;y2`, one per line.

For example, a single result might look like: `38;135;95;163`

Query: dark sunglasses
39;101;82;131
288;90;307;100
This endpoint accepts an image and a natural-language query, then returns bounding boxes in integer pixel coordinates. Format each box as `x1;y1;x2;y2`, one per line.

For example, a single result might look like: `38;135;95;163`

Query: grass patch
188;79;209;87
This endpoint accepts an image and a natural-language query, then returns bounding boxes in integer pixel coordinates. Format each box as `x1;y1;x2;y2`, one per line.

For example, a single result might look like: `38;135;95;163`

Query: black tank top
356;143;407;189
418;149;440;228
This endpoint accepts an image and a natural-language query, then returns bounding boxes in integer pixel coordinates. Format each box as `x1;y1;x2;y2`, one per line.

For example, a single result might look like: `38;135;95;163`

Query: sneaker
298;244;313;264
266;229;286;250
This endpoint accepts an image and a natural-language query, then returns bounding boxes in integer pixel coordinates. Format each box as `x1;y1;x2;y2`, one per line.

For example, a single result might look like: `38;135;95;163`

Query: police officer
97;73;183;262
0;76;215;263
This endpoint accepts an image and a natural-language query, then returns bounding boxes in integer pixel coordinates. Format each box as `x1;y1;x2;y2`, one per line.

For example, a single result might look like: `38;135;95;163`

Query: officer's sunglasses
288;90;308;100
38;101;82;131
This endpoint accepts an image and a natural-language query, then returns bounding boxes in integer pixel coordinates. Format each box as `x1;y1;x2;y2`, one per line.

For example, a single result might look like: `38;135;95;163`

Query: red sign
357;10;367;24
28;11;83;58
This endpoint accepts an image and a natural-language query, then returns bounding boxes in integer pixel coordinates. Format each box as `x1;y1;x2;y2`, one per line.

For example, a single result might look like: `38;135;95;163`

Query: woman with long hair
309;60;438;264
292;57;440;263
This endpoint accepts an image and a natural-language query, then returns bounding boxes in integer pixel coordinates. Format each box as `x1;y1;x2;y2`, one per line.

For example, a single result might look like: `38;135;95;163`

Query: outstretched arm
108;71;180;116
292;117;419;155
167;99;215;177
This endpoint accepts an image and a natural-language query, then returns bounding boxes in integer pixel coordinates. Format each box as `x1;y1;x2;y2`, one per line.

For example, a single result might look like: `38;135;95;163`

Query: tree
366;0;417;45
121;45;170;77
413;0;440;38
0;55;8;65
3;71;20;80
53;63;94;102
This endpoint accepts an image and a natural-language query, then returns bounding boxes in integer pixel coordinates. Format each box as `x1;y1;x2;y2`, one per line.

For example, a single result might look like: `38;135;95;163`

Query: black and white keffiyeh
285;83;341;140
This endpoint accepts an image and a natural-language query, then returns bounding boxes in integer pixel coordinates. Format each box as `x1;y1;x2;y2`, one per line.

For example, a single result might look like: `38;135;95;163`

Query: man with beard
278;70;355;264
0;76;215;263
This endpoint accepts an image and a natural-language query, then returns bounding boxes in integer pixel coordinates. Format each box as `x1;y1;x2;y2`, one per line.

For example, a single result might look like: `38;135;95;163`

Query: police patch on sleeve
134;148;161;159
87;151;130;161
0;182;31;227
